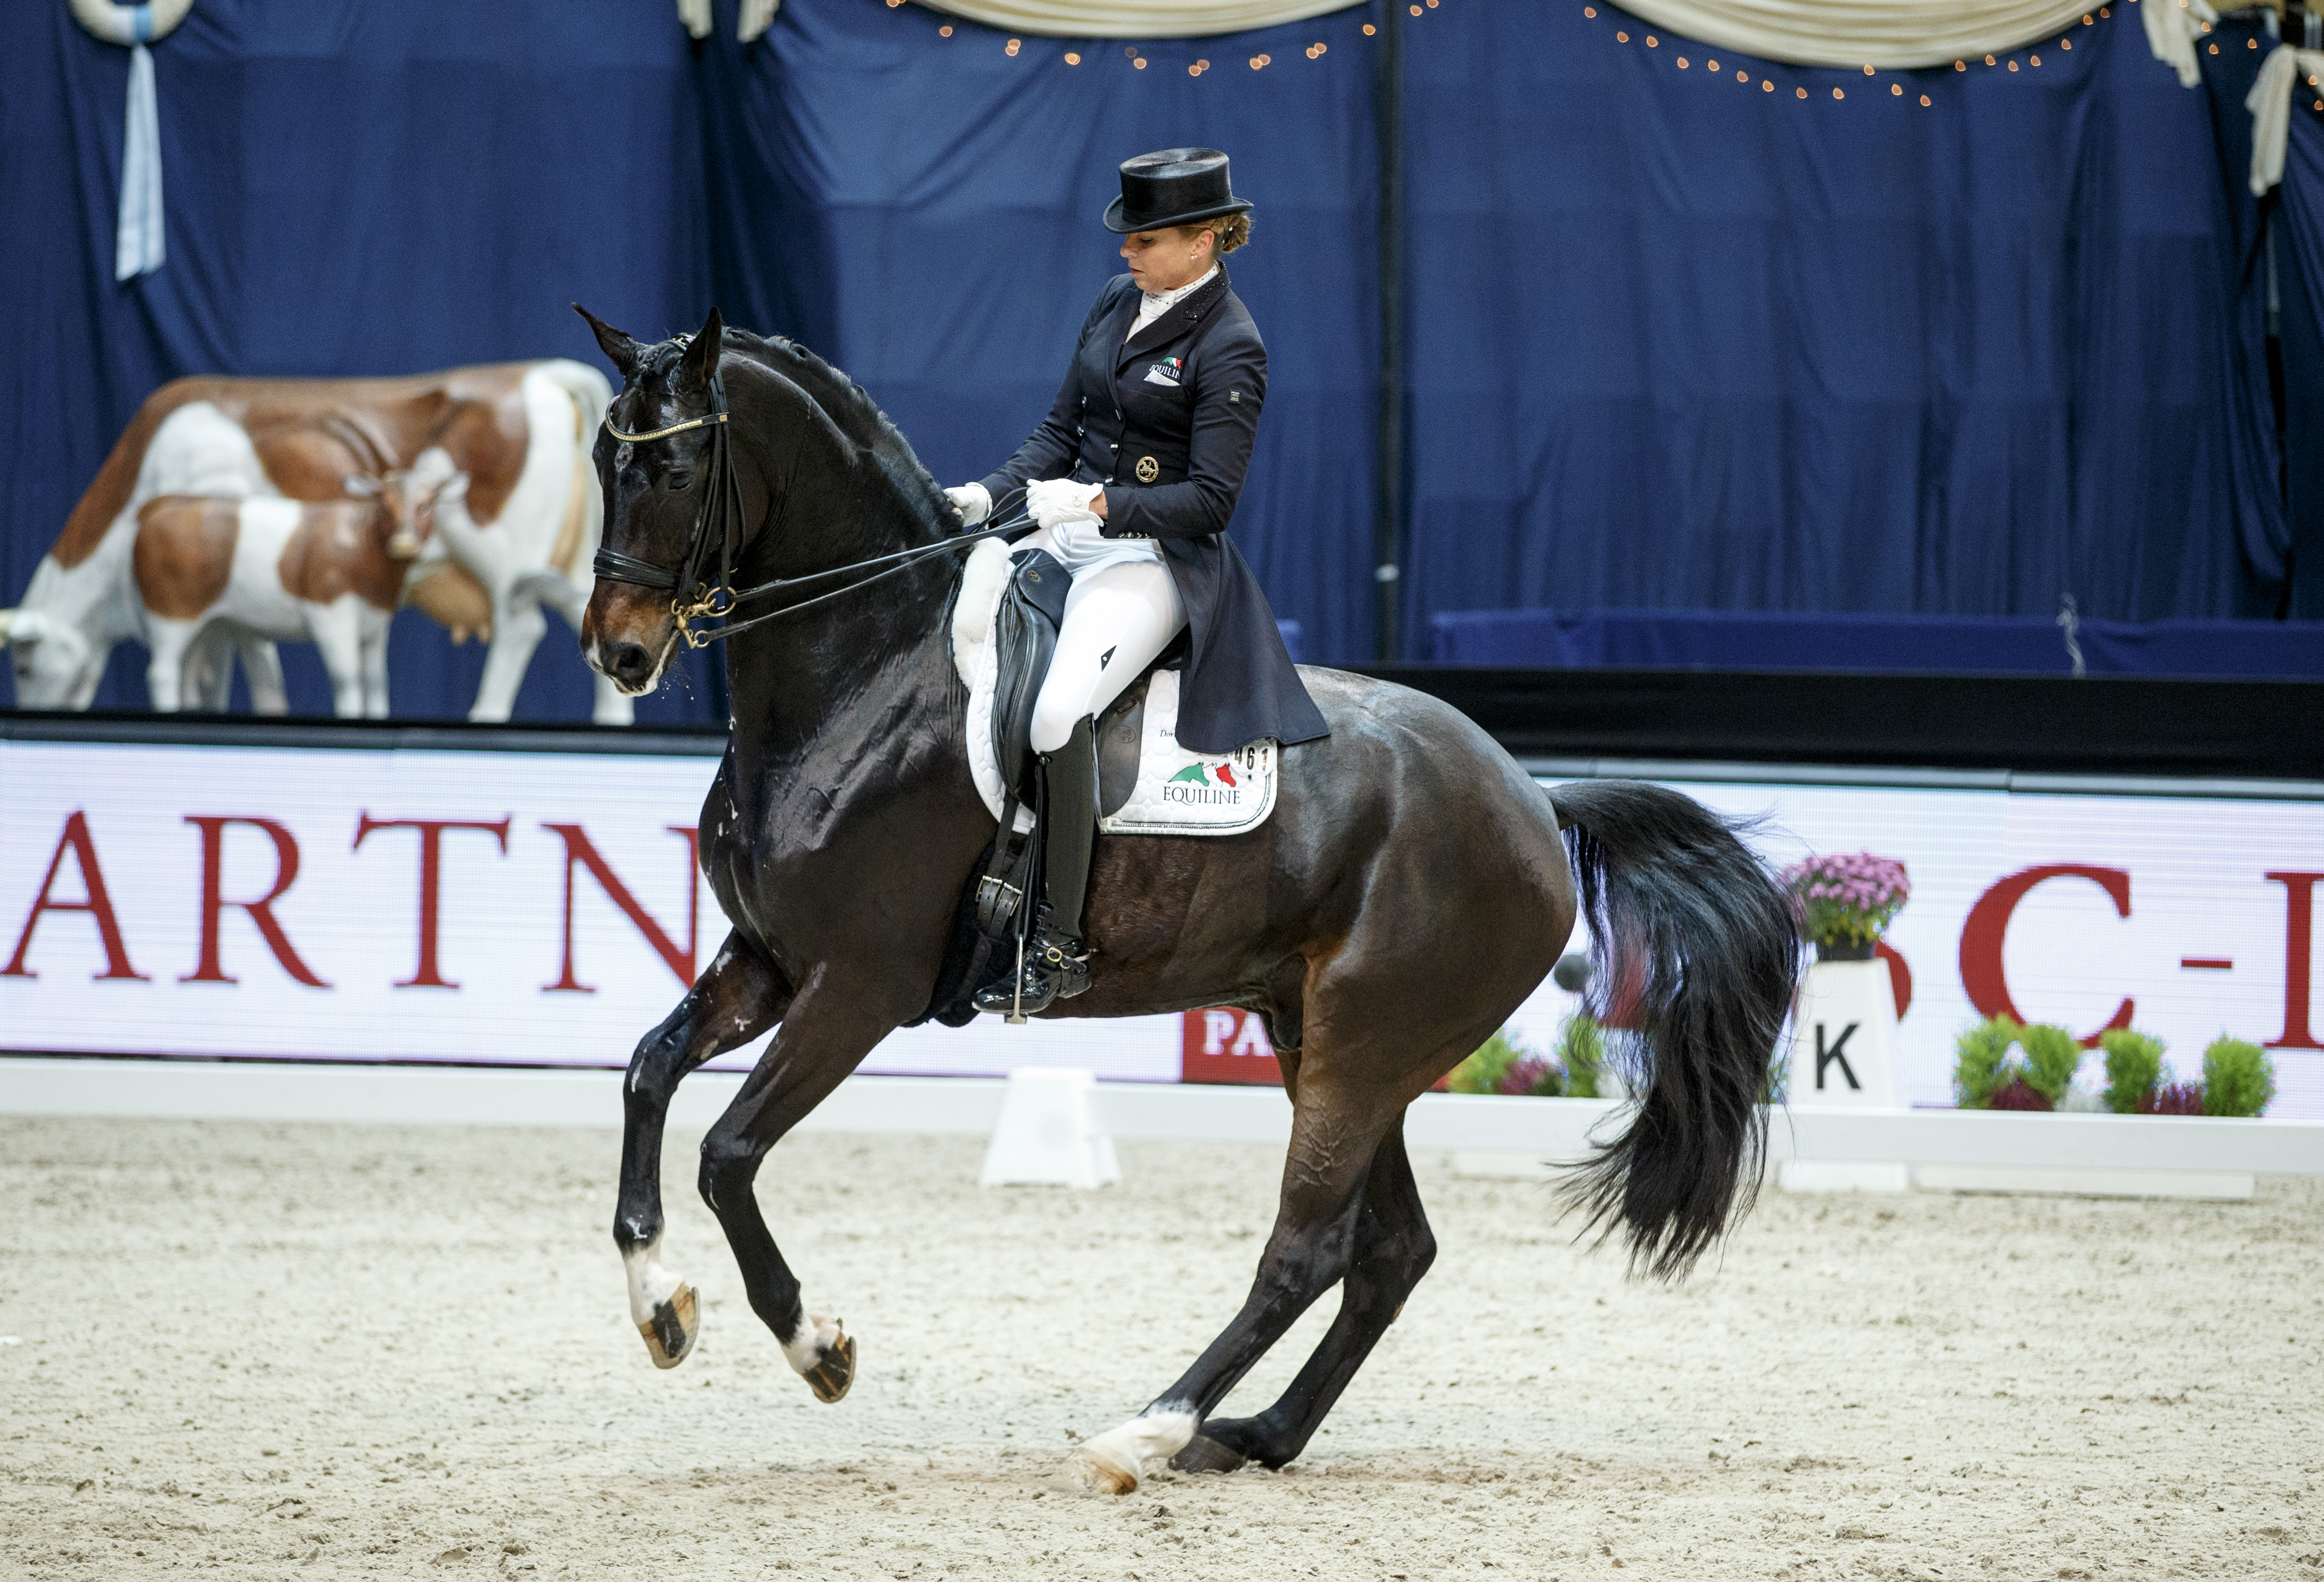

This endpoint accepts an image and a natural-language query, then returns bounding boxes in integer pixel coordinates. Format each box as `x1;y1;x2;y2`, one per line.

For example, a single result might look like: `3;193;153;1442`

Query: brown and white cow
129;471;490;717
3;359;624;721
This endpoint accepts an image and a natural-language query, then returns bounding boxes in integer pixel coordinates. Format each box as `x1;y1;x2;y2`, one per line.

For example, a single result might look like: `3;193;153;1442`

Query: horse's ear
574;303;642;377
676;306;724;395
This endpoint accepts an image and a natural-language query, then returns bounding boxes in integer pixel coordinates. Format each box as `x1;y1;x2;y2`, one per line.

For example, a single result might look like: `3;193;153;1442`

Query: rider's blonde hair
1182;214;1252;257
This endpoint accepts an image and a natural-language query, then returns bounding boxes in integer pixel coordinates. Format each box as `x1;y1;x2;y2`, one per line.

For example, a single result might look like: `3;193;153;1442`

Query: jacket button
1110;443;1118;450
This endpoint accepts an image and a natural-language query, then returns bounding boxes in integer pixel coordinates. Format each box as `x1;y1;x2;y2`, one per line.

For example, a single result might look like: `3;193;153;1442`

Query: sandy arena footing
1;1116;2317;1579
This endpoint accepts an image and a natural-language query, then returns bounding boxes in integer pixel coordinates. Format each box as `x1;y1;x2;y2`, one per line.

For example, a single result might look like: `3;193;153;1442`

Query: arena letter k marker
1814;1021;1862;1092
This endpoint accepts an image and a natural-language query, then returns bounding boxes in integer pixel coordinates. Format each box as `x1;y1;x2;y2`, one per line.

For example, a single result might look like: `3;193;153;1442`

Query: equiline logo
1163;761;1242;805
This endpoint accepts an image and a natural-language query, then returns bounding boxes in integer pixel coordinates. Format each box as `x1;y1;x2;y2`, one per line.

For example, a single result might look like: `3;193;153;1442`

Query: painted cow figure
130;473;479;717
3;359;627;722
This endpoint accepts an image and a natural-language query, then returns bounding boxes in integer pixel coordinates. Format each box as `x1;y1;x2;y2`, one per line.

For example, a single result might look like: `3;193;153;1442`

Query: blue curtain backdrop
2;0;2309;719
686;0;1383;669
2271;27;2324;618
1399;2;2289;641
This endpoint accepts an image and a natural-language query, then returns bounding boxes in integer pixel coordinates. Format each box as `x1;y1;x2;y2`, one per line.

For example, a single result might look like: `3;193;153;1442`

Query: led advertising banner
1;738;2317;1117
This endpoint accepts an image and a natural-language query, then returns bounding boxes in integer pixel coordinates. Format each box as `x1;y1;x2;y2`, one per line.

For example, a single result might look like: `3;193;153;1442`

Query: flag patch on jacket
1143;357;1184;388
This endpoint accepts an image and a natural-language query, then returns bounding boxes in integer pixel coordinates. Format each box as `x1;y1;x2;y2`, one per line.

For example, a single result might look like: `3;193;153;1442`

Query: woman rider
945;147;1329;1016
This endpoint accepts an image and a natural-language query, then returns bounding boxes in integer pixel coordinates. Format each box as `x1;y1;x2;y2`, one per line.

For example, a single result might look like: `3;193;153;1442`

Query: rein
596;369;1024;649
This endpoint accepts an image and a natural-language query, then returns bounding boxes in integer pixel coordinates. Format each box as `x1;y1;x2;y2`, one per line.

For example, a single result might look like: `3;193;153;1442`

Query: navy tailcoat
976;267;1329;754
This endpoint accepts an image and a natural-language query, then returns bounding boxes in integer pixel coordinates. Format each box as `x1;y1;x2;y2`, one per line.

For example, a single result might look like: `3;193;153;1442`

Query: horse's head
575;303;729;698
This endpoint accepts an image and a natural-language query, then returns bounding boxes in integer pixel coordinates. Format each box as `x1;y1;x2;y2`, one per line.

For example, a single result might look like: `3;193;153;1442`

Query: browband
604;411;730;444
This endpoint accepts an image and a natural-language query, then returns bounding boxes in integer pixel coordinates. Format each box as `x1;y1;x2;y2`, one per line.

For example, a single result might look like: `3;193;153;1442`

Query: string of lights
878;0;2318;153
875;0;2166;98
1589;2;2118;105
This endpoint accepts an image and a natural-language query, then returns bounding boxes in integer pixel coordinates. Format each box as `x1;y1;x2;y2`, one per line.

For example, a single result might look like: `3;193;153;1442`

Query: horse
572;304;1801;1495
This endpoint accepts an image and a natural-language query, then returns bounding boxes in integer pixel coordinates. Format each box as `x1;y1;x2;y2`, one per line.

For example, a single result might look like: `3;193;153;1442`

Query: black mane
640;326;953;525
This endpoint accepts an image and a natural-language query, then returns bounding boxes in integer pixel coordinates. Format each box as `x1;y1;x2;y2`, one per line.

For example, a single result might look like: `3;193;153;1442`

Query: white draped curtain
2249;40;2324;193
1597;0;2113;69
676;0;2309;200
668;0;2249;86
898;0;2140;57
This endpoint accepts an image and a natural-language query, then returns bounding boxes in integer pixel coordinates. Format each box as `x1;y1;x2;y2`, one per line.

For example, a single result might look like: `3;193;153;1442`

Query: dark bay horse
574;306;1799;1494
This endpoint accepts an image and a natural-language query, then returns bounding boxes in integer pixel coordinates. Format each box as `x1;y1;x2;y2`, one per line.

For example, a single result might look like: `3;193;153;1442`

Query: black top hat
1103;147;1254;234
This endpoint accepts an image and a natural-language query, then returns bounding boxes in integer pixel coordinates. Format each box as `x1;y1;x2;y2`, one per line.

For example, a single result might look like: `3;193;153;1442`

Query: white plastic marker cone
979;1068;1121;1189
1780;953;1907;1192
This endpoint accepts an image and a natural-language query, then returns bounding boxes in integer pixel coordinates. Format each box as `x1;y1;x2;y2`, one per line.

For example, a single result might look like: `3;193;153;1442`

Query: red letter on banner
352;815;512;988
2264;871;2324;1050
180;817;330;987
1179;1008;1284;1085
2;811;146;980
540;824;700;992
1958;863;2131;1047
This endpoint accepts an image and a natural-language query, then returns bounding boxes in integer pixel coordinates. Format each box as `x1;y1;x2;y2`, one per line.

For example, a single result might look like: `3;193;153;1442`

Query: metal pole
1373;0;1405;662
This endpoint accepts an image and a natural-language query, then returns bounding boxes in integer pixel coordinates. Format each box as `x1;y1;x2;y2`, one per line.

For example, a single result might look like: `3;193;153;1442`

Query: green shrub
2099;1029;2166;1115
2016;1022;2083;1104
1447;1029;1523;1095
1953;1016;2020;1109
1559;1013;1606;1101
2201;1038;2277;1118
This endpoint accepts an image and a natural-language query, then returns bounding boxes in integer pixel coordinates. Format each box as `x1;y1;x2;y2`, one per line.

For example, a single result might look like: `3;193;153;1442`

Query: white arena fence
1;723;2320;1125
3;1062;2319;1194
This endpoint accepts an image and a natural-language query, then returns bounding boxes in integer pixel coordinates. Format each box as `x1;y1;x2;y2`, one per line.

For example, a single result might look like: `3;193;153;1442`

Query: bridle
593;363;1025;649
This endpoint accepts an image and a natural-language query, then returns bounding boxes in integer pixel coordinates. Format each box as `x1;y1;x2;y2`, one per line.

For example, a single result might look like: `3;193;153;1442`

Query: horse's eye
666;469;694;492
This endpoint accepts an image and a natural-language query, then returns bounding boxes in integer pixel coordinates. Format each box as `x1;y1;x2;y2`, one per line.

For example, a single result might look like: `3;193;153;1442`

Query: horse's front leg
697;969;902;1404
616;930;792;1369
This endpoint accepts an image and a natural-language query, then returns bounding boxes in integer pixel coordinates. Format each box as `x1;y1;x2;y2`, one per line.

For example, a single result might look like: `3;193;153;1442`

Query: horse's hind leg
1172;1120;1435;1474
616;930;791;1369
1057;1076;1400;1495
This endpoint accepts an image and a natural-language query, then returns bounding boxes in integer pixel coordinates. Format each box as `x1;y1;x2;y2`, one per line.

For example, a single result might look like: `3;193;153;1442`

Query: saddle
983;548;1184;828
954;538;1275;839
911;539;1279;1028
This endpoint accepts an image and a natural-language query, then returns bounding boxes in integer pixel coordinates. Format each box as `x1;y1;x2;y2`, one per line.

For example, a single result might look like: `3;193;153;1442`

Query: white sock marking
621;1236;684;1328
1080;1407;1198;1478
781;1310;843;1377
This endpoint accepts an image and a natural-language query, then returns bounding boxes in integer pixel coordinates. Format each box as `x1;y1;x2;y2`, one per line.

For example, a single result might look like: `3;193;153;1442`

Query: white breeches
1027;555;1187;754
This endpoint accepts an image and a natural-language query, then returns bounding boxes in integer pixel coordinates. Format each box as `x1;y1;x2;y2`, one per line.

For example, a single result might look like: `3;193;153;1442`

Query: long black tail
1546;778;1800;1280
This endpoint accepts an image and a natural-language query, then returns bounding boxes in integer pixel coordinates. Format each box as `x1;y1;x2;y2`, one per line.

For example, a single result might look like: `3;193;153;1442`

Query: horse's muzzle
583;583;678;696
601;639;659;693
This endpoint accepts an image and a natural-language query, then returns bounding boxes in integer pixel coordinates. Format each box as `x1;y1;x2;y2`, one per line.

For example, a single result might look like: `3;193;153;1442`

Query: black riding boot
974;716;1097;1017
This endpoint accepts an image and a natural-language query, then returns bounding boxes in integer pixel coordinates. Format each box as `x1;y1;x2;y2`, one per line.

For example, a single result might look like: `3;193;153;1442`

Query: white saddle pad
950;538;1278;838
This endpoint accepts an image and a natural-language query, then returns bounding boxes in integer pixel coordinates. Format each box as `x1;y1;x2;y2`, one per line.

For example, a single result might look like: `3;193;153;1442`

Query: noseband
593;366;1021;649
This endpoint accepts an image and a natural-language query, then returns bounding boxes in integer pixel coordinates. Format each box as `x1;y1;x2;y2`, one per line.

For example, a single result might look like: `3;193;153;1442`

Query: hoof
803;1328;856;1404
638;1282;700;1370
1047;1445;1141;1496
1169;1435;1248;1475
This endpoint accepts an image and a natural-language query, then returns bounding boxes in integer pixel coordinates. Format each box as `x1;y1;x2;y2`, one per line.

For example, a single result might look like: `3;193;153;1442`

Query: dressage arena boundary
6;1057;2320;1183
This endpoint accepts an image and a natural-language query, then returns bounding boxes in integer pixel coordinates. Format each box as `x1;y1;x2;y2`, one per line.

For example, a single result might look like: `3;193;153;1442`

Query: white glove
1025;477;1103;531
944;482;991;526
